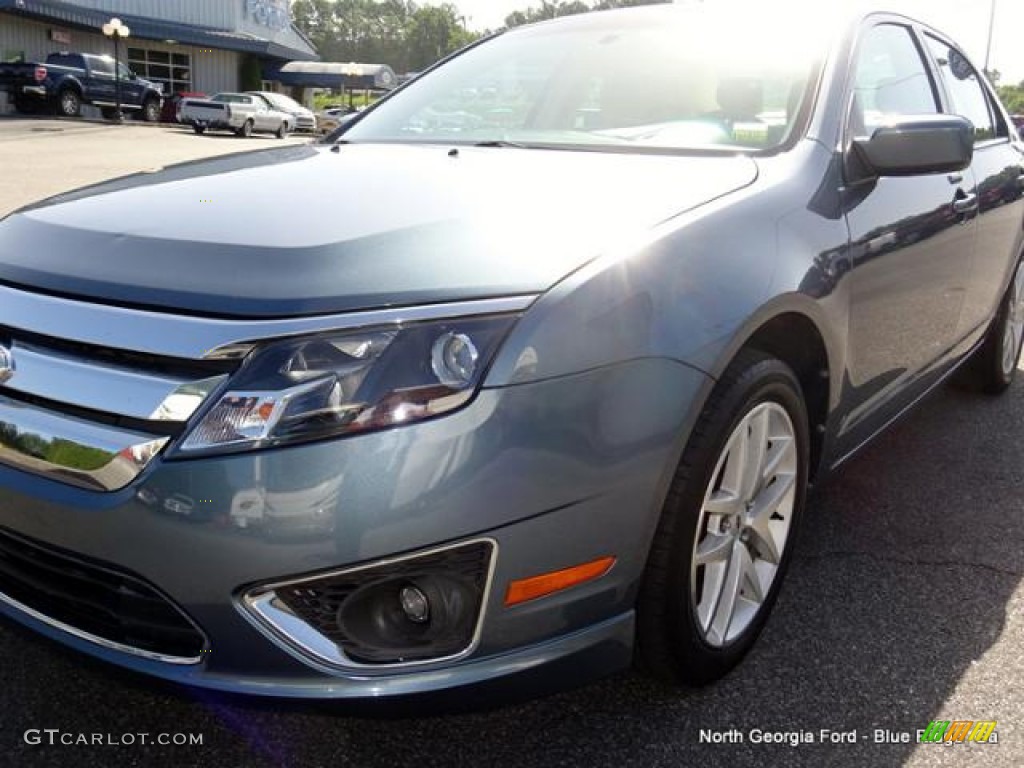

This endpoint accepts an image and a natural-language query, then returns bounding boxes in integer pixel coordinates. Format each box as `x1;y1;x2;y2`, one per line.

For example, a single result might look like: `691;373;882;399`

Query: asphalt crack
795;550;1022;579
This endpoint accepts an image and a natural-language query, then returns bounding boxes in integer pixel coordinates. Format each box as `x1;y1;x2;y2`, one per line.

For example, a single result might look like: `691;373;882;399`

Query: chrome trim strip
4;341;225;422
240;538;498;673
0;394;168;491
0;284;536;361
0;589;202;665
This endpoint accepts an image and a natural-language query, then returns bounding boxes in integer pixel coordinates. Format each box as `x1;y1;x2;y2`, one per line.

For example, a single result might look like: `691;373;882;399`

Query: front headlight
176;315;517;455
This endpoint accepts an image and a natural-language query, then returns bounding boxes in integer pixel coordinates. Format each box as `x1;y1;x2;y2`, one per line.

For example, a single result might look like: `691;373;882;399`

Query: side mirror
850;115;974;179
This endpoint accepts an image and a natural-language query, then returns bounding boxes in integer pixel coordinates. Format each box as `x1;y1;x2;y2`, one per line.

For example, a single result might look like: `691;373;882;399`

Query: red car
161;91;207;124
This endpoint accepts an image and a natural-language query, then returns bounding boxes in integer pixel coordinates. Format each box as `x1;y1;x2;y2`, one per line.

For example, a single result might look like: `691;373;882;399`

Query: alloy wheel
60;91;79;116
1001;263;1024;377
690;402;798;647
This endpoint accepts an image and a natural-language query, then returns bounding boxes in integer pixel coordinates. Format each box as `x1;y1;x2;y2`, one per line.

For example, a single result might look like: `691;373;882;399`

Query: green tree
997;83;1024;116
504;0;667;28
291;1;476;72
404;4;475;71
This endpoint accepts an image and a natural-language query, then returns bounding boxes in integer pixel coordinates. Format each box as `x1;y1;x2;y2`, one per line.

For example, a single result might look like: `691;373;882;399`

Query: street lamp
985;0;998;74
101;17;130;122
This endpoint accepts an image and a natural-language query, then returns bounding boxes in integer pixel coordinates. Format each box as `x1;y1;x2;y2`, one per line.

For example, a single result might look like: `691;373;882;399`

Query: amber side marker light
504;556;617;606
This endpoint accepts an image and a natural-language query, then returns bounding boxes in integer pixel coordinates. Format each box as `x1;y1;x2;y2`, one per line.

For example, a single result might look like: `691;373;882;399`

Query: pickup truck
178;92;293;138
0;52;163;120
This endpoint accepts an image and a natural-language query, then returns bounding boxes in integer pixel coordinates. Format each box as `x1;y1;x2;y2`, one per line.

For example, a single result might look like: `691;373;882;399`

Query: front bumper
0;358;708;699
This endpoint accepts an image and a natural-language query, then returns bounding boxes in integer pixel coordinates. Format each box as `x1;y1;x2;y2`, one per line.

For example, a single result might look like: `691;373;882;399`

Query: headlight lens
177;315;516;455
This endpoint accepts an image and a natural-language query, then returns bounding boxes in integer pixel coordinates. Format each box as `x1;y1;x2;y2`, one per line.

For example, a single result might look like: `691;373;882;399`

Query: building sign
49;29;72;45
245;0;290;32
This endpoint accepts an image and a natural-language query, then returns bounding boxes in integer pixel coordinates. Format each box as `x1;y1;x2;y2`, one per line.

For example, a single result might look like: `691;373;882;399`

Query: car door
921;33;1024;341
86;55;116;103
116;61;143;106
252;96;278;131
837;21;977;451
242;95;263;129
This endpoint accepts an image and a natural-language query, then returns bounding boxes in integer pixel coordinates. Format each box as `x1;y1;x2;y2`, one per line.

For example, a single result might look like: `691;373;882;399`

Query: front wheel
955;259;1024;394
637;350;809;685
275;123;287;139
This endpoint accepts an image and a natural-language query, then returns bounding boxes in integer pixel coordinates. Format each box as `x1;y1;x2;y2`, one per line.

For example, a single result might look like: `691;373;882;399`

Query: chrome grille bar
0;283;535;361
3;341;226;422
0;395;168;491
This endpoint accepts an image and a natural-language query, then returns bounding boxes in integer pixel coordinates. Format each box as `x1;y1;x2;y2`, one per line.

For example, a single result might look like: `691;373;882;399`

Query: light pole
985;0;997;75
101;17;130;122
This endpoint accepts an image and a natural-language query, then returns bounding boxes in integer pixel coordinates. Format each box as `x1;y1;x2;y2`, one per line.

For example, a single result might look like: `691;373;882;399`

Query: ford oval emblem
0;344;14;384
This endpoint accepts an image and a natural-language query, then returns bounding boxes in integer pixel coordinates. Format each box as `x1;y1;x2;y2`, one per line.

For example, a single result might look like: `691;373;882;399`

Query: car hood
0;144;757;318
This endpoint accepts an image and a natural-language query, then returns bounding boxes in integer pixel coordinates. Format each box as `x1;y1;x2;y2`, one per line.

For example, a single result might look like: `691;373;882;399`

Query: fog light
243;540;494;668
399;584;430;624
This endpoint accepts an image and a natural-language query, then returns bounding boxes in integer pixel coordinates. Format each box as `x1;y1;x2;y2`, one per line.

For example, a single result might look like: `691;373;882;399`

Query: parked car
0;3;1022;703
161;91;207;124
178;92;292;138
316;107;359;134
0;52;163;120
247;91;317;132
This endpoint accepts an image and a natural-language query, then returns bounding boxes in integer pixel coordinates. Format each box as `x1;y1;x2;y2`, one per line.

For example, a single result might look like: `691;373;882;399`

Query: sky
427;0;1024;84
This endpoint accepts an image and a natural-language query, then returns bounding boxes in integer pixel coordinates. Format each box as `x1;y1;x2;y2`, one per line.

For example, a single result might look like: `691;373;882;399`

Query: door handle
952;192;978;215
948;173;964;185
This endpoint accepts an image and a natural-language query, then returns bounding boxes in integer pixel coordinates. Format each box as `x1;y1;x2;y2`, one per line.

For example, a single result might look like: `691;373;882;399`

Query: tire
192;124;206;135
637;349;810;686
56;88;81;118
236;120;253;138
954;258;1024;395
275;123;287;139
142;97;160;123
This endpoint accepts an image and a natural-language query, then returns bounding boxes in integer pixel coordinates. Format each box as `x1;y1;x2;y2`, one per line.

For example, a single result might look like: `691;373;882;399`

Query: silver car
248;91;317;133
178;92;293;138
0;3;1021;703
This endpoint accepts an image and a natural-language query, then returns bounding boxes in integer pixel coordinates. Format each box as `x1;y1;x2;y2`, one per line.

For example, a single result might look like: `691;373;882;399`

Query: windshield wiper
472;140;530;149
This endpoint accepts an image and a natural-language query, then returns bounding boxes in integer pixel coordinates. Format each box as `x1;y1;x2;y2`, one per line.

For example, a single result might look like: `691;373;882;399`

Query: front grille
0;527;206;660
0;324;234;491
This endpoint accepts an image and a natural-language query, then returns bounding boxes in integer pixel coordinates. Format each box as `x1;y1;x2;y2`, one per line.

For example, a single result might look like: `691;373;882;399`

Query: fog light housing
241;540;495;668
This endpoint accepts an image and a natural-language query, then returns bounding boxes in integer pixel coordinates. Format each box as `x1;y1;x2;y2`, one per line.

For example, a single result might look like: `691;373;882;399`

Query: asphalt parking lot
0;117;1021;768
0;117;312;217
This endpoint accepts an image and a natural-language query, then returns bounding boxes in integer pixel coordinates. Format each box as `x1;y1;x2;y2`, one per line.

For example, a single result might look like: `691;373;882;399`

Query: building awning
266;61;398;90
0;0;318;61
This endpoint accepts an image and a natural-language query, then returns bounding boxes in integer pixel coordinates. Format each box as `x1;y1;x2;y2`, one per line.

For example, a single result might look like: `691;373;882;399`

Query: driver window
850;24;938;138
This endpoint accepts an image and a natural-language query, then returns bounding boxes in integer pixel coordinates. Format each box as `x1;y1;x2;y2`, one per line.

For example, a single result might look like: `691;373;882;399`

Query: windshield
344;6;825;153
263;93;302;112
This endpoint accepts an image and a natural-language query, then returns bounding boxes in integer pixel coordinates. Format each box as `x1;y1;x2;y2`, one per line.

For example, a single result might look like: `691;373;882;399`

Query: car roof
507;2;944;40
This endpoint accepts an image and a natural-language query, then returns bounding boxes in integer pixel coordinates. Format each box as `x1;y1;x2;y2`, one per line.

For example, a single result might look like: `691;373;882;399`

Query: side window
90;57;113;77
850;24;938;138
923;35;1001;143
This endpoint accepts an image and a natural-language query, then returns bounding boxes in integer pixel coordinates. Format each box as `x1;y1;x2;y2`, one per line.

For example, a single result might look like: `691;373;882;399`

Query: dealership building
0;0;319;110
